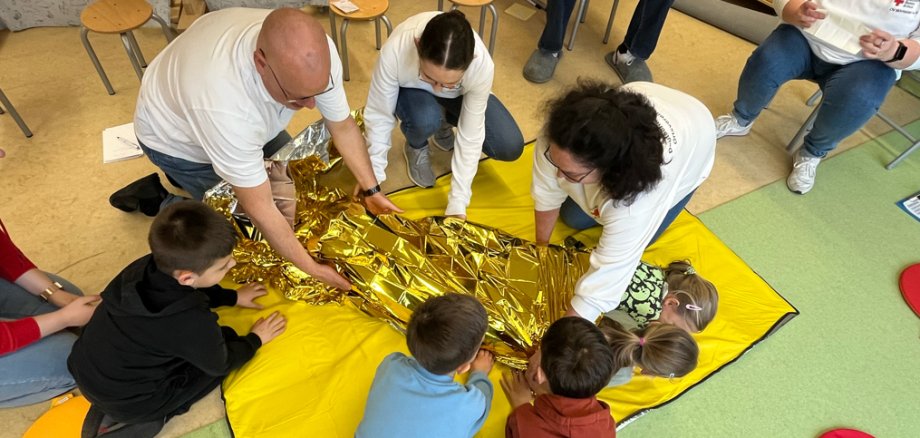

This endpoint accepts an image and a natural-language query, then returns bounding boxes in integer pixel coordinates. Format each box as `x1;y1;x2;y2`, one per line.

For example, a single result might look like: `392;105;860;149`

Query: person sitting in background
714;0;920;194
0;211;98;408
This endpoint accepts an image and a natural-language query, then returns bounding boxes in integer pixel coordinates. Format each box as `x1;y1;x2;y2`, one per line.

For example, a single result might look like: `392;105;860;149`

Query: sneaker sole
523;70;553;84
403;147;434;188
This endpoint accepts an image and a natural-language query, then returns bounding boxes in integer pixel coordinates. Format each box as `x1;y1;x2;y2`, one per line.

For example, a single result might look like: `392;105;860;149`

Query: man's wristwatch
362;184;382;197
886;41;908;63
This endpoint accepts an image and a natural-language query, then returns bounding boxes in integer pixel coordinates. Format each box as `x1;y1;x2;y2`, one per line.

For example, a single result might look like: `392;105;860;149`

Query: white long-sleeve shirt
773;0;920;70
134;8;350;189
531;82;716;321
363;12;494;216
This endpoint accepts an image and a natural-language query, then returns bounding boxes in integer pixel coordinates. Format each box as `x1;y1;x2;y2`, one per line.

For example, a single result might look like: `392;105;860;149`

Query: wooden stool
438;0;498;55
329;0;393;81
0;86;31;138
80;0;176;95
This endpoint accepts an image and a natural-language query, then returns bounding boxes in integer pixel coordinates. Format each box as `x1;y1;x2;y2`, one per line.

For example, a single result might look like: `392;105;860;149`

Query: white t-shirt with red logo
773;0;920;69
530;82;716;321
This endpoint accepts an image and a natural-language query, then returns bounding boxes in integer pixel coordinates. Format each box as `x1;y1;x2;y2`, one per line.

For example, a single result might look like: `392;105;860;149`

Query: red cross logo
895;0;905;6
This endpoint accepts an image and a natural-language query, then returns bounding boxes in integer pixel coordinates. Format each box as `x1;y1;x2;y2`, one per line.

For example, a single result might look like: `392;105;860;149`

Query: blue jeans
0;274;82;407
732;24;897;158
560;189;695;245
537;0;674;58
139;131;293;202
395;87;524;161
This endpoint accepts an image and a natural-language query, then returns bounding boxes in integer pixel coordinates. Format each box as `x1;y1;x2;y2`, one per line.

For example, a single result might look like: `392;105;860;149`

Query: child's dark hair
407;294;488;375
148;201;238;275
601;320;698;378
544;79;665;205
664;261;719;332
541;317;615;399
418;10;476;71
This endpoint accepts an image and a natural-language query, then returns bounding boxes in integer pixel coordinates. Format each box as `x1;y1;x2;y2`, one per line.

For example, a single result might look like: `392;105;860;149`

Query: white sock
618;50;637;64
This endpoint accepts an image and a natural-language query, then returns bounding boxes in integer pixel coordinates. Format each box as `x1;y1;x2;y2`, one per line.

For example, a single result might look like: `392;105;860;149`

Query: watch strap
362;184;382;197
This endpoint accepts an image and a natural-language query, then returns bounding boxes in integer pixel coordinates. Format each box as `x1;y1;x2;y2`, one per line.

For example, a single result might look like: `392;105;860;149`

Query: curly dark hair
544;79;665;205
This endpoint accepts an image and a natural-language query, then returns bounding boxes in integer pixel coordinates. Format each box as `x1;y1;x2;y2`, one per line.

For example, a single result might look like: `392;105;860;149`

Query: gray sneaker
523;49;562;84
605;51;652;83
404;143;435;188
431;121;455;152
786;148;821;195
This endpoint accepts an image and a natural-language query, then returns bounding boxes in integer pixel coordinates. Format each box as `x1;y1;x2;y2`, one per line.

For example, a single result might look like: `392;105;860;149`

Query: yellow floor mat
216;144;797;436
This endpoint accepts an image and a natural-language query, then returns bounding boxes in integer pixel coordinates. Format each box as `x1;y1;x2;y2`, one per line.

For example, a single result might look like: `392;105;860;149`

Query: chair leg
876;111;920;169
120;33;145;81
341;19;350;81
149;13;176;42
375;18;382;50
487;4;498;56
382;15;393;36
566;0;587;51
329;12;338;49
126;31;147;68
603;0;620;44
886;140;920;169
438;0;444;11
786;104;820;154
0;87;33;138
478;6;486;36
580;0;589;23
81;26;116;95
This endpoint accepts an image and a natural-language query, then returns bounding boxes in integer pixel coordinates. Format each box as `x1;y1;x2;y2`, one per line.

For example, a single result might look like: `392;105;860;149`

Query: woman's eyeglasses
543;147;594;182
418;70;462;91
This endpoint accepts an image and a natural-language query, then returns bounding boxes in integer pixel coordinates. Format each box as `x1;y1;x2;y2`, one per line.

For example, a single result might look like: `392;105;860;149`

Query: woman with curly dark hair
532;80;716;321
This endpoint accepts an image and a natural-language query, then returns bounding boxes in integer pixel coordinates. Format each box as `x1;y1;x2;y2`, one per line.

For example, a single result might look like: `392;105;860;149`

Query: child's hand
250;311;286;345
470;349;494;374
236;283;267;309
501;371;534;409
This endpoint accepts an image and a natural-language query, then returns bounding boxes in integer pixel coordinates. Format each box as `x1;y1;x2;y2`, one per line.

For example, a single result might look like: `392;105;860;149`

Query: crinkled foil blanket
204;112;592;369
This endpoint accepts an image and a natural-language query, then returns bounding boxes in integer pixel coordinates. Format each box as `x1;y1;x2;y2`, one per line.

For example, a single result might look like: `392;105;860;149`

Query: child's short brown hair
406;294;488;375
541;317;616;399
148;201;237;274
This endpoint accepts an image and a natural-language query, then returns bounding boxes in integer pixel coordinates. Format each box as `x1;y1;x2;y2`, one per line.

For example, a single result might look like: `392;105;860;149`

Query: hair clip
686;304;703;311
638;337;646;347
684;266;696;275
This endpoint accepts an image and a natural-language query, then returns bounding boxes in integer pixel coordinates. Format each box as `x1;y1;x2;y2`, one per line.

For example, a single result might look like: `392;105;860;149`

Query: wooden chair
329;0;393;81
438;0;499;55
80;0;176;95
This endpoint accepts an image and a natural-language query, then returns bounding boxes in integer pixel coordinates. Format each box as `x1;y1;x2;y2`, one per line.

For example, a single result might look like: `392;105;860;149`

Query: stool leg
487;4;498;56
0;87;33;138
478;6;486;36
80;26;115;95
581;0;589;23
887;139;920;169
603;0;619;44
382;15;393;36
438;0;443;11
341;19;350;81
121;32;145;81
375;18;382;50
149;13;176;42
126;31;147;68
329;12;338;49
567;0;587;51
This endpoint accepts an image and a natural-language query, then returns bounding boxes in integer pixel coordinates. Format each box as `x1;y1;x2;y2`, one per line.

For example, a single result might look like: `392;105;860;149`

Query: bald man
127;8;398;290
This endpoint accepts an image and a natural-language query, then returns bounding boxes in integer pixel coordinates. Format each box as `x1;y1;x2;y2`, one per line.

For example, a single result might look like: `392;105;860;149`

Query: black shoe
109;173;168;217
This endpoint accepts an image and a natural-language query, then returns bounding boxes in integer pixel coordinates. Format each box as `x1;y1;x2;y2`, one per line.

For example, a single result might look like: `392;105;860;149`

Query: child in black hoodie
68;201;286;436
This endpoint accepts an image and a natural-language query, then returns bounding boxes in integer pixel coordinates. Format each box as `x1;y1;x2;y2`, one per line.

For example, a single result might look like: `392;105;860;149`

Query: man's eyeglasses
544;147;595;183
260;49;334;103
418;70;462;91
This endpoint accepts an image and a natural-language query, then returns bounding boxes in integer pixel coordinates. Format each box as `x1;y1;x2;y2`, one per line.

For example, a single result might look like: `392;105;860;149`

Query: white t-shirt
134;7;350;188
363;11;494;216
531;82;716;321
773;0;920;69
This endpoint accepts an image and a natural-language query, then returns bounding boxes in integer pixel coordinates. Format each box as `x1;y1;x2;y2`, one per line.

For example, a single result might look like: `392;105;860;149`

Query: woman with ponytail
364;11;524;220
532;80;716;322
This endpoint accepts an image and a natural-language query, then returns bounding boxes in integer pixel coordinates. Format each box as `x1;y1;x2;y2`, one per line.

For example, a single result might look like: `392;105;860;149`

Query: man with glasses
117;7;399;290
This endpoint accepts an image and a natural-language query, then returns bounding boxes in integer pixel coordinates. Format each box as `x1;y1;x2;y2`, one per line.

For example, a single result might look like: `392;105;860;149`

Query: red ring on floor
900;263;920;318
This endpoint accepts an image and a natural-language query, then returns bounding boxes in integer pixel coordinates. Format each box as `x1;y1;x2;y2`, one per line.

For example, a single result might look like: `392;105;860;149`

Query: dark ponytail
418;10;476;71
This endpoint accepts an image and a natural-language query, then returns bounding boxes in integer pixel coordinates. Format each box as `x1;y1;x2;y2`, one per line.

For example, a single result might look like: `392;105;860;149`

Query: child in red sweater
501;317;616;438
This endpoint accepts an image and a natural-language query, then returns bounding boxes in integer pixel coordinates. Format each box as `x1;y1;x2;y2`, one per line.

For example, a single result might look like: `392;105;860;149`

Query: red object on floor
900;263;920;318
819;428;875;438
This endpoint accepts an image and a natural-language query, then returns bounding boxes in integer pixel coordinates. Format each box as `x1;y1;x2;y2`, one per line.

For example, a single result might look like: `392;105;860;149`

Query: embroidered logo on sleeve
890;0;919;14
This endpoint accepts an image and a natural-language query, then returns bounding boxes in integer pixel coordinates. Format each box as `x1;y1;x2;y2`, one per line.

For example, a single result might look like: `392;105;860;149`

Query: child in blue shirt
357;293;495;438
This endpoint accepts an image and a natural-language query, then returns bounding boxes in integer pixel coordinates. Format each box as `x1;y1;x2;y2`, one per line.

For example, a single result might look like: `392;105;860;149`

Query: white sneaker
786;149;821;194
714;113;753;139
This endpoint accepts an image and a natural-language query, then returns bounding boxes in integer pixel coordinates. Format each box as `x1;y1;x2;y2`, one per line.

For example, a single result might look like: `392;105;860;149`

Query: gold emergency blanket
204;114;591;368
